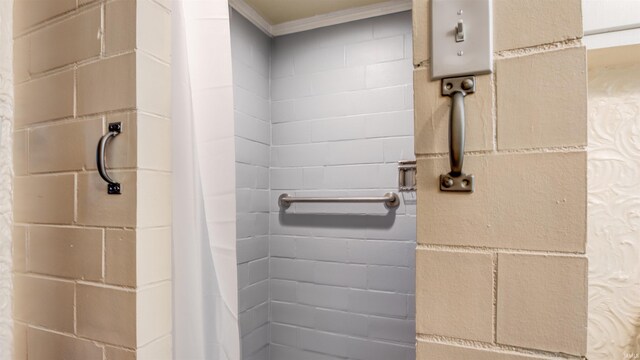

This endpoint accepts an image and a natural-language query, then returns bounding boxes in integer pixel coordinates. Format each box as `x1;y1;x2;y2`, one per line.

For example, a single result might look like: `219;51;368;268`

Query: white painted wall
583;0;640;48
231;9;271;360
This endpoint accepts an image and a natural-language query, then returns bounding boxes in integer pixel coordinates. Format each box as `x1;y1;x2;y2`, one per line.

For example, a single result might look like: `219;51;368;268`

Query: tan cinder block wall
12;0;171;358
413;0;588;358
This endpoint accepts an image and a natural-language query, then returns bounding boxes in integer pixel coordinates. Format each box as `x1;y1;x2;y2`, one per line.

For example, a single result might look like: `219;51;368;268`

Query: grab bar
278;192;400;209
97;122;122;194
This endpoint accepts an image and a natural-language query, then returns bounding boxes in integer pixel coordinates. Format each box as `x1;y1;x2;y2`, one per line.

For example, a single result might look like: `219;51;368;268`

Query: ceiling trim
229;0;412;37
228;0;273;36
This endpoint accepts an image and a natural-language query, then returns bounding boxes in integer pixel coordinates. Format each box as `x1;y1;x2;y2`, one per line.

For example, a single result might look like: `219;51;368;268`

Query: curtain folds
172;1;240;359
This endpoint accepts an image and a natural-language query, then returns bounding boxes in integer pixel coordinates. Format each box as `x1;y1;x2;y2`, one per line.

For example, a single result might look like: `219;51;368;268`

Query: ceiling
243;0;393;25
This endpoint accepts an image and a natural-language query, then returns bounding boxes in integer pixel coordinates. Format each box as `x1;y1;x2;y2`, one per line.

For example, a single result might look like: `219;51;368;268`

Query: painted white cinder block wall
232;10;416;360
231;10;272;360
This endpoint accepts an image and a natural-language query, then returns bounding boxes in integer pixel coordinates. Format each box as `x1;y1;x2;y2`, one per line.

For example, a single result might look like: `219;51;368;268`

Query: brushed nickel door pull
440;76;475;193
97;122;122;195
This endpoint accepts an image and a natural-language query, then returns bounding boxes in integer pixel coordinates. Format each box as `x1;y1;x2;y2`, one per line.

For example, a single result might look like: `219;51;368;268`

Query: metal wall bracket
440;76;475;193
398;160;417;192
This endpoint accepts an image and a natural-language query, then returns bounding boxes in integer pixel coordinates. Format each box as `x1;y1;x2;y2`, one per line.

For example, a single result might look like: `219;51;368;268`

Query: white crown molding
271;0;412;36
229;0;412;37
228;0;273;36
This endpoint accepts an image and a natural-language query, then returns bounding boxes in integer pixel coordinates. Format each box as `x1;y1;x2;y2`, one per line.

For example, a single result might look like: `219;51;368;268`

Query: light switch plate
431;0;493;79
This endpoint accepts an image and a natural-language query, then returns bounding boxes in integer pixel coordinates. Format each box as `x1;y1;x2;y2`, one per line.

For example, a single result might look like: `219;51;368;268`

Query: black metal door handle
96;122;122;194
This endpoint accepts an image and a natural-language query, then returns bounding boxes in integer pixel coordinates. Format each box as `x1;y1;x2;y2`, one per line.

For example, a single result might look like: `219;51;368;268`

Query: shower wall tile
365;59;413;88
315;308;369;338
373;11;413;39
311;116;366;142
272;121;312;145
236;137;270;167
234;61;270;100
345;35;405;67
231;11;272;358
293;45;345;75
363;110;413;138
311;66;367;95
241;324;269;356
346;337;414;360
239;280;269;312
240;302;269;336
235;112;270;145
270;344;344;360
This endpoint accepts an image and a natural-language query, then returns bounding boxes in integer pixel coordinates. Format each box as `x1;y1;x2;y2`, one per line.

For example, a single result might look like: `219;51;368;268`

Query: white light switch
431;0;493;79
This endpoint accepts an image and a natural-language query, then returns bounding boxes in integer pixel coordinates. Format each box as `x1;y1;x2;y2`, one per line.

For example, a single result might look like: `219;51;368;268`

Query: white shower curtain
172;1;240;359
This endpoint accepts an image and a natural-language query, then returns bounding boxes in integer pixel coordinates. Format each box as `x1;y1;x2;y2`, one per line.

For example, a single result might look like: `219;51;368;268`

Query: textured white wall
588;61;640;359
0;0;12;358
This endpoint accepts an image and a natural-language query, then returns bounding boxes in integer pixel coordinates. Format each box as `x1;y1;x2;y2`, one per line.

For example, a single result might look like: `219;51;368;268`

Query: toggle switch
431;0;493;79
455;20;464;42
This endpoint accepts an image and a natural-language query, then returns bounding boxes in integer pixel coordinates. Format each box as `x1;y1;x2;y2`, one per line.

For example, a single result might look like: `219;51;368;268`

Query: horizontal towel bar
278;192;400;209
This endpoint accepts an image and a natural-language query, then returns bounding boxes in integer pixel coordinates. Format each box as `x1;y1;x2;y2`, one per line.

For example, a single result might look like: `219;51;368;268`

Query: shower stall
229;8;416;360
172;2;416;359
